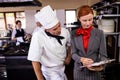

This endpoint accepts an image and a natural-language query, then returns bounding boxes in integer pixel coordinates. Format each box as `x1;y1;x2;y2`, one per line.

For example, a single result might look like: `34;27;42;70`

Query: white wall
55;9;65;28
25;10;36;34
18;0;100;33
24;9;66;33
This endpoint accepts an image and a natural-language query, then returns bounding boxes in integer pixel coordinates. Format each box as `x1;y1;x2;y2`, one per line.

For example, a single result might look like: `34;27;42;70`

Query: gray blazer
71;28;107;80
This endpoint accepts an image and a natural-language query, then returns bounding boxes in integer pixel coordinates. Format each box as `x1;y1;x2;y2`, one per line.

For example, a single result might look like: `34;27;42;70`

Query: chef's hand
80;57;94;67
64;57;71;65
64;46;71;65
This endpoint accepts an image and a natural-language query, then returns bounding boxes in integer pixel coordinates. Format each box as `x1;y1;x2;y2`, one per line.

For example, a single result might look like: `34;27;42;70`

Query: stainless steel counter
0;55;36;80
0;56;7;80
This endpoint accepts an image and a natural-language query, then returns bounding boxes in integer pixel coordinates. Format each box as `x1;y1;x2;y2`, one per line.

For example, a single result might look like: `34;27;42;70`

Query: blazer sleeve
71;30;81;64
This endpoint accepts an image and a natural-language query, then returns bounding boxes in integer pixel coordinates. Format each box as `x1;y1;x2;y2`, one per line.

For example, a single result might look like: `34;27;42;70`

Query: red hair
78;5;93;18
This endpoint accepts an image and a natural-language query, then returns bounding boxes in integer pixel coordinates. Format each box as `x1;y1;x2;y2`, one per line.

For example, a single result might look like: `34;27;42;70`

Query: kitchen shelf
104;32;120;35
102;14;120;17
91;1;120;63
93;2;120;10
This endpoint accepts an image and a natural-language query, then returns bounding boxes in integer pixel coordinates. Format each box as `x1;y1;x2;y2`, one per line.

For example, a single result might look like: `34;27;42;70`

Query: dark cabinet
0;56;7;80
91;1;120;80
92;1;120;62
5;56;37;80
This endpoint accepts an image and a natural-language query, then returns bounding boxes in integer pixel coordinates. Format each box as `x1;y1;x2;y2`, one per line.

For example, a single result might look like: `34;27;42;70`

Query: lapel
87;28;95;54
76;35;86;55
75;28;96;55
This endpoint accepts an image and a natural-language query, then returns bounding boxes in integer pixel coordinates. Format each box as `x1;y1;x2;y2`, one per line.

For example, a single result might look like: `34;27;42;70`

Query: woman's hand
80;57;94;67
87;65;103;71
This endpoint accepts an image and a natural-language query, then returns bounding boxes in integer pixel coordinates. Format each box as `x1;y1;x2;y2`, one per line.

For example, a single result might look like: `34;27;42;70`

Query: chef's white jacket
27;27;70;80
27;27;71;67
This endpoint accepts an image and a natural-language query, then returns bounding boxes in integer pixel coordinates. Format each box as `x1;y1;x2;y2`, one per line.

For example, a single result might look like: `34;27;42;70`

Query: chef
27;5;71;80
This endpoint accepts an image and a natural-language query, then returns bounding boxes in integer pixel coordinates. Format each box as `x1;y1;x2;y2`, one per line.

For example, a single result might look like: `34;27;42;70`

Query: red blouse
76;26;93;52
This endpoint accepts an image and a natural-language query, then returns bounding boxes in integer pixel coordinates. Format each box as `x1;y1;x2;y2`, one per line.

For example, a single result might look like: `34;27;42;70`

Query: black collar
45;31;64;45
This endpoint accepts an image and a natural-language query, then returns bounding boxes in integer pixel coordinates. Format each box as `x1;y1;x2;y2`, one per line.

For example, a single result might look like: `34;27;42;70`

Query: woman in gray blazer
71;5;108;80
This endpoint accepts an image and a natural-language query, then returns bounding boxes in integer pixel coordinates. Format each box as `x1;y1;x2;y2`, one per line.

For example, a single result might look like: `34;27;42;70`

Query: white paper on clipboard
80;59;116;68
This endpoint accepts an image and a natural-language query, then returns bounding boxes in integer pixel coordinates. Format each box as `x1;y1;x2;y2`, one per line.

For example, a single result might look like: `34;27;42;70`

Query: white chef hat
34;12;40;22
35;18;39;22
35;5;59;29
